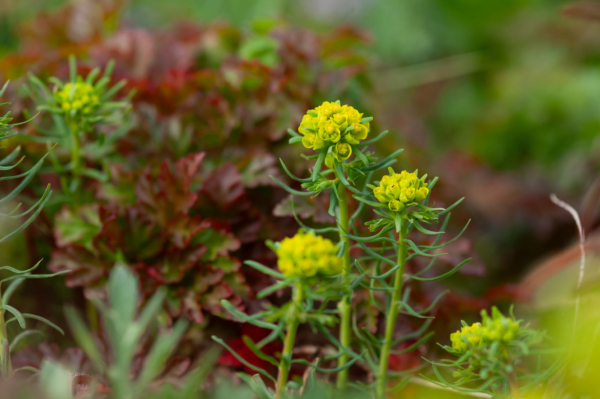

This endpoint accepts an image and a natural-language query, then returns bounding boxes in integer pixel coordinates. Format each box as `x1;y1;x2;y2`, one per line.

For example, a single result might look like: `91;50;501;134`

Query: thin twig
549;194;586;331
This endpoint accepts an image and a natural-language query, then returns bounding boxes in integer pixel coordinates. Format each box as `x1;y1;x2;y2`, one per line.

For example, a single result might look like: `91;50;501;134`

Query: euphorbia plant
426;307;562;398
27;55;131;207
214;230;356;399
272;100;470;397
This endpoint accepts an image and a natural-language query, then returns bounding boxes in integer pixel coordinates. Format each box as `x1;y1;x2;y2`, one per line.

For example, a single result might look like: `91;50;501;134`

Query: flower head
55;80;100;117
276;231;342;278
298;101;371;154
451;322;485;353
450;307;522;354
373;168;429;212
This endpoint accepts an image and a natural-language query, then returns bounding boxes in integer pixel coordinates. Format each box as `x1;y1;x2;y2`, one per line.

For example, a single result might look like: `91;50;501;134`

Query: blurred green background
2;0;599;285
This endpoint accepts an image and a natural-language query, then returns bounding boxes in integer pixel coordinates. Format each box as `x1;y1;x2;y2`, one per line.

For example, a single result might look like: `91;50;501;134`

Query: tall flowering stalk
348;166;470;398
214;230;349;398
367;169;430;397
273;232;341;397
296;101;372;387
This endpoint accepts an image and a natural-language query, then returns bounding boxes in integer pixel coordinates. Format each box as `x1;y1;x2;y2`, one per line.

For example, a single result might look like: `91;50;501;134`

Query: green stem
335;179;352;389
276;284;304;399
0;286;12;376
69;122;81;205
376;215;407;399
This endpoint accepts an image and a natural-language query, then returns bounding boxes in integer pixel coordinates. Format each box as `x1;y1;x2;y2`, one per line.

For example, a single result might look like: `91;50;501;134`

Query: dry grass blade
549;194;586;330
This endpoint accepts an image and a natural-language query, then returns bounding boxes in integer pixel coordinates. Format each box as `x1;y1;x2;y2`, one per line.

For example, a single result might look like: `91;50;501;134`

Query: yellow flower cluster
450;310;521;354
373;170;429;213
298;101;370;162
450;323;485;353
55;81;100;115
276;231;343;278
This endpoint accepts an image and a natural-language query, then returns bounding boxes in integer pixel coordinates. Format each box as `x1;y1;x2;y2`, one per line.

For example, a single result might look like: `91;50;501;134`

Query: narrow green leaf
68;55;77;82
212;336;276;383
354;147;369;167
438;197;465;216
0;187;51;243
64;307;106;372
236;373;274;399
134;319;188;395
409;258;472;282
0;259;43;275
352;195;386;208
311;148;327;182
243;336;279;367
0;146;21;166
270;175;315;197
1;304;25;328
257;280;289;299
328;187;338;217
9;330;43;353
404;239;446;258
279;158;312;182
286;128;300;137
181;347;221;399
2;278;24;311
0;270;68;286
360;148;404;172
244;261;285;279
412;220;444;235
5;314;64;335
80;168;109;182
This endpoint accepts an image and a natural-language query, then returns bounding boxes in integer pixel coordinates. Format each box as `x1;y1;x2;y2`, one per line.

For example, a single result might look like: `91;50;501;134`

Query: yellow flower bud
302;133;317;149
332;142;352;161
386;182;402;199
350;122;368;141
415;187;429;202
318;123;341;143
400;187;416;203
388;200;405;213
333;113;347;127
380;175;391;189
373;186;390;203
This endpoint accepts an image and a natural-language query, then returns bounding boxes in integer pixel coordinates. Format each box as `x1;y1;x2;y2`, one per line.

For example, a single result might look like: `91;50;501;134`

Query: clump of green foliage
0;81;66;378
